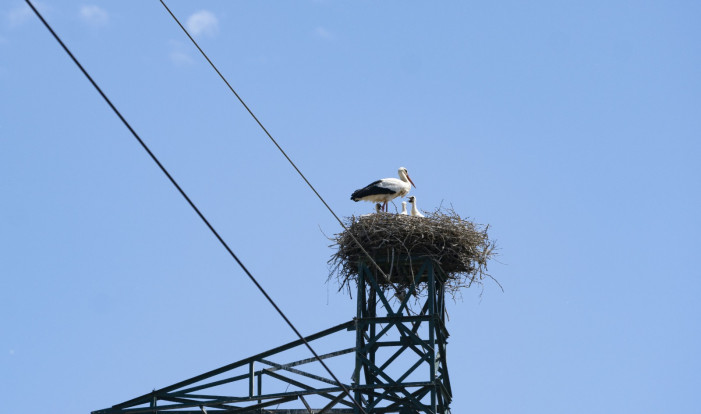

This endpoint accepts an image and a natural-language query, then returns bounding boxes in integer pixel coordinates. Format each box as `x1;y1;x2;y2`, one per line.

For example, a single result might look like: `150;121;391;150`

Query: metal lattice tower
93;256;452;414
352;258;452;413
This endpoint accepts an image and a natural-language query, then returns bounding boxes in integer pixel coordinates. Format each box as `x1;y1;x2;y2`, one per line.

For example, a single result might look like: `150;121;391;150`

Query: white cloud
170;50;193;66
6;4;32;28
314;26;334;40
168;40;193;66
5;2;52;28
79;5;109;27
186;10;218;37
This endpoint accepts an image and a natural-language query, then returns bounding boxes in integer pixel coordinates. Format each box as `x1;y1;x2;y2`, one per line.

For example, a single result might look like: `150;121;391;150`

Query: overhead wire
157;0;400;292
23;1;366;413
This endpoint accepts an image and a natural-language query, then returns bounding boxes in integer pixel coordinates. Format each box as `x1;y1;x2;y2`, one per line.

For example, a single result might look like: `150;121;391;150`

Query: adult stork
408;196;425;217
351;167;416;212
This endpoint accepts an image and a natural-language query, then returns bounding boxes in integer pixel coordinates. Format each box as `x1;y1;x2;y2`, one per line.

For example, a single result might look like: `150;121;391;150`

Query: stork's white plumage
408;196;424;217
351;167;416;212
400;201;408;215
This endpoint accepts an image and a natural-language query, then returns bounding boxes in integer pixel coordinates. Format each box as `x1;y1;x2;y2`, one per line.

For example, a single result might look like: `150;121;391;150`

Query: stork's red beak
407;175;416;188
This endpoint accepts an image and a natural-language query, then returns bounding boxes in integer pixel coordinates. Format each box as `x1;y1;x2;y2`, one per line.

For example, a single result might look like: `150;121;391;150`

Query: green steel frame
93;257;452;414
352;258;452;413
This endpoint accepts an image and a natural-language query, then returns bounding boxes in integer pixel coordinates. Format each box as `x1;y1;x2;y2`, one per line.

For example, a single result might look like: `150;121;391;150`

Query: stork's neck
398;170;408;182
411;201;420;215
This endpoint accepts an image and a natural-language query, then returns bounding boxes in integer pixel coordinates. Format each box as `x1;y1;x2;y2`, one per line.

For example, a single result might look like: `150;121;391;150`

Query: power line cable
23;1;365;412
157;0;399;293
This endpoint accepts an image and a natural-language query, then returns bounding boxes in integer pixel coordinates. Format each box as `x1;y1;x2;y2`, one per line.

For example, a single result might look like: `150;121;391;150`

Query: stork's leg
383;202;388;212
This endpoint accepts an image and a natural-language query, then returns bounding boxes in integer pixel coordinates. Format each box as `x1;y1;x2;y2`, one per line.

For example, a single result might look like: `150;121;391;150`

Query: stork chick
407;196;424;217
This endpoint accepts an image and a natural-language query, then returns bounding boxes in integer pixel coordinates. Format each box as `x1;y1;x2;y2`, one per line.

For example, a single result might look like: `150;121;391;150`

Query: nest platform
329;207;496;296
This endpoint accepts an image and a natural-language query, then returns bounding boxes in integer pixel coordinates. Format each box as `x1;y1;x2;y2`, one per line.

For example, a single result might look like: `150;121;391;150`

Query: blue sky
1;1;700;413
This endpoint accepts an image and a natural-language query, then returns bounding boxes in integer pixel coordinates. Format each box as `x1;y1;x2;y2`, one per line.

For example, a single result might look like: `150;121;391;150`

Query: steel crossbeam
93;257;453;414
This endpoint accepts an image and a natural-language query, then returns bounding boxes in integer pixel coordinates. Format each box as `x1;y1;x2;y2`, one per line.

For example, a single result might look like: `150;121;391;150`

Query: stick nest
328;207;497;298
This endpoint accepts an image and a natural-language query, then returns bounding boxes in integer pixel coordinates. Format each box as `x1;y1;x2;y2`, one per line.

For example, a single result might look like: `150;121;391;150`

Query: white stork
400;201;408;215
407;196;424;217
351;167;416;212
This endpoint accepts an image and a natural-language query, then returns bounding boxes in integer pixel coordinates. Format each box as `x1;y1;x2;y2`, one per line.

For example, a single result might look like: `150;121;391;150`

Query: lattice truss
93;258;452;414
